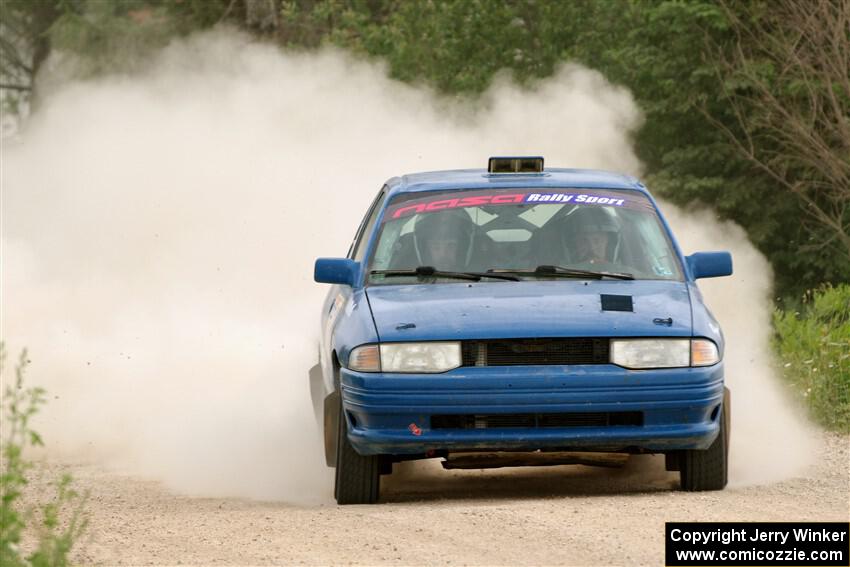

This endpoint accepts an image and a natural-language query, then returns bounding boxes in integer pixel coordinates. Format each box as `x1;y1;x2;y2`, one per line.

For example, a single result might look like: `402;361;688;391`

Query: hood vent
600;294;633;312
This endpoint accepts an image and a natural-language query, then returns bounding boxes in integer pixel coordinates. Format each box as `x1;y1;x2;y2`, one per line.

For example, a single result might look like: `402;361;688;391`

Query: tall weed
773;285;850;432
0;345;87;567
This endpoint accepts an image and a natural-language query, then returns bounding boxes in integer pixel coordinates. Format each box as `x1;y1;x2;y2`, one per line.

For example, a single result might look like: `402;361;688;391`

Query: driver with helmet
560;206;622;269
412;210;476;271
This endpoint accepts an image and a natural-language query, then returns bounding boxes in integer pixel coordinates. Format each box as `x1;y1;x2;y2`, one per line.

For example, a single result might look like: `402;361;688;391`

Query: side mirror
686;251;733;279
314;258;360;286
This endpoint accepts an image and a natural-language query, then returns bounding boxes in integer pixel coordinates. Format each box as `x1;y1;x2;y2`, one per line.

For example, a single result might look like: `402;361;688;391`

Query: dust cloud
1;31;813;502
664;208;820;485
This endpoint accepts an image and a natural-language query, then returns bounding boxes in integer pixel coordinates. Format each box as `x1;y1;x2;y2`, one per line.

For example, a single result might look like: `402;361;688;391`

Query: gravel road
23;432;850;566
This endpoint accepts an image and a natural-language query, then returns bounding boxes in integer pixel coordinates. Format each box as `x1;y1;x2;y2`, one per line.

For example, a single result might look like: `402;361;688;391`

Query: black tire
679;387;730;491
334;393;380;504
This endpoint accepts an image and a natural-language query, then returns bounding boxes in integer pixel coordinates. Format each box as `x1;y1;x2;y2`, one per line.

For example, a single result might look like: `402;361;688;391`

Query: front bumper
340;363;724;455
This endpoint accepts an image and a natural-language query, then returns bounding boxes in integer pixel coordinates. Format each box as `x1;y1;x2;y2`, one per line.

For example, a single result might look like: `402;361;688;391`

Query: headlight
348;342;462;373
610;338;720;369
381;342;461;373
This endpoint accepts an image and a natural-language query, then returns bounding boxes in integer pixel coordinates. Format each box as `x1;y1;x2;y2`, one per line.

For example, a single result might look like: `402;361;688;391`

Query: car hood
366;280;692;342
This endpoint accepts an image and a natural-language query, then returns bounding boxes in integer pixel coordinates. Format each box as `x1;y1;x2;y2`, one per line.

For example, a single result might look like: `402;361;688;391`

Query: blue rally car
314;157;732;504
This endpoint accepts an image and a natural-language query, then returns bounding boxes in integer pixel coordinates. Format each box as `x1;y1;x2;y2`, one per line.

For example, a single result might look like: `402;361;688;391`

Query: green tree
709;0;850;271
565;1;841;295
0;0;66;113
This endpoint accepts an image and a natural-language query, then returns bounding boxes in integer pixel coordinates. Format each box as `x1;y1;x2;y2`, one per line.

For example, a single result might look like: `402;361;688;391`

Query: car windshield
367;188;682;284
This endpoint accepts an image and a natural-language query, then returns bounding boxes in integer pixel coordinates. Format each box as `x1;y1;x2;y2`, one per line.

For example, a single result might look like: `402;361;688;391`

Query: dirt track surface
25;433;850;566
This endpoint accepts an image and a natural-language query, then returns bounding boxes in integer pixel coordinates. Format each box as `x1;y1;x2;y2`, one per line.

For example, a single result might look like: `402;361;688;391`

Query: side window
350;189;386;261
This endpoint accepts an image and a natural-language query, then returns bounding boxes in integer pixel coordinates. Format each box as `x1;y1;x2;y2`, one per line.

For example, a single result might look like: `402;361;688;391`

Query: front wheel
334;394;380;504
679;387;730;491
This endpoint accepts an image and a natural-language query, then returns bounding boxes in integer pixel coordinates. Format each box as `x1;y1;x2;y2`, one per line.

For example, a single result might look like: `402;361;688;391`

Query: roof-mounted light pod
488;156;544;174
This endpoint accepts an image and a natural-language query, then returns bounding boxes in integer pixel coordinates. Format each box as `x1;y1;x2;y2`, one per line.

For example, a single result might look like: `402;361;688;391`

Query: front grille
461;338;609;366
431;412;643;429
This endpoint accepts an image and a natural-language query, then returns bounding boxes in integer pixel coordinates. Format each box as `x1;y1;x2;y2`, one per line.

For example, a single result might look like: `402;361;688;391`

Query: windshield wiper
488;265;635;280
371;266;520;282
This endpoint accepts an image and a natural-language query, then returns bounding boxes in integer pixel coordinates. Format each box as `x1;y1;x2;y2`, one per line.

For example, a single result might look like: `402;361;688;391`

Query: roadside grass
773;285;850;433
0;344;88;567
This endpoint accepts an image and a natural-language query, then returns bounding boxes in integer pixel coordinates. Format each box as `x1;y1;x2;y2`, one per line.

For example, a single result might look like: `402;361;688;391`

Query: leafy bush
0;345;87;567
773;285;850;432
